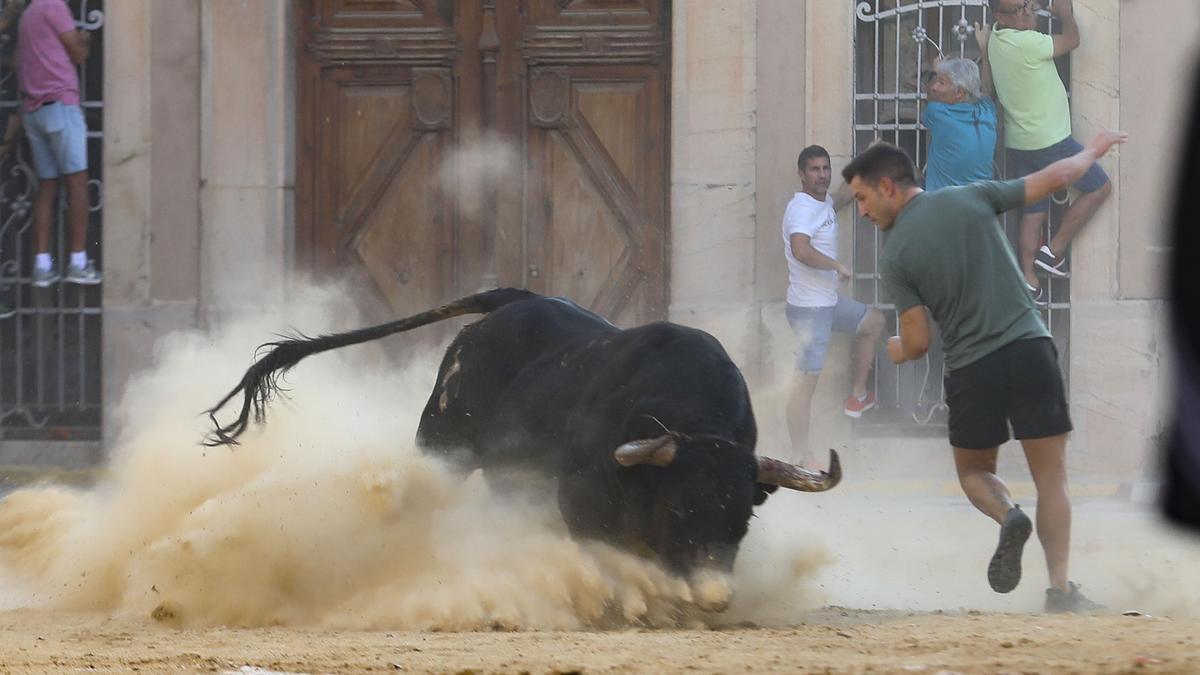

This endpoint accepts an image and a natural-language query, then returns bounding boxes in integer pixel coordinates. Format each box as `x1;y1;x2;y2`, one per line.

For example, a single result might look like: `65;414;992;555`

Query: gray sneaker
0;285;14;319
65;260;102;285
1044;582;1105;614
31;265;60;288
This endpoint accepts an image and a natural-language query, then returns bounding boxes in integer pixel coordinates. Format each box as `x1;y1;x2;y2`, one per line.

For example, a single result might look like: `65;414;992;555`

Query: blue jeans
786;296;869;375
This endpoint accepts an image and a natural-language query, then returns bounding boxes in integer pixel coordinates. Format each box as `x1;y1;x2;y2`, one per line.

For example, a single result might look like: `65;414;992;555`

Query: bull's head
612;435;840;611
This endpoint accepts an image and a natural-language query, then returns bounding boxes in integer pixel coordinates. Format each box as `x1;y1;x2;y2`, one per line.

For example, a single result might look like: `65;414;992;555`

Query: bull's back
415;297;617;463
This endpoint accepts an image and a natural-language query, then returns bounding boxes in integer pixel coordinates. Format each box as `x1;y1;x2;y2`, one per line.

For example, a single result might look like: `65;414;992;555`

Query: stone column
198;0;294;326
102;0;202;450
669;0;759;368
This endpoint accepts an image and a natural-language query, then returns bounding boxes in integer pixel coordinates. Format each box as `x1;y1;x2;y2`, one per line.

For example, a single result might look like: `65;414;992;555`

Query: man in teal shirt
978;0;1111;306
842;130;1125;613
923;58;997;193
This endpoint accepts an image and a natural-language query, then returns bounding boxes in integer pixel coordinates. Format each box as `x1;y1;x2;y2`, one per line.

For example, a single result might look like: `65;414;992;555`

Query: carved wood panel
297;0;669;324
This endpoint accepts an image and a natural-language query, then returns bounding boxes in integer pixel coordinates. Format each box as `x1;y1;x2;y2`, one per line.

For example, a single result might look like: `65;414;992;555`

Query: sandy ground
0;607;1195;673
1;493;1196;674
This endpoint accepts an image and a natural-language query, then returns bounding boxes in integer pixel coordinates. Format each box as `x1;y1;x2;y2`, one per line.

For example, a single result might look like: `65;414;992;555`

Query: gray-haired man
923;58;998;192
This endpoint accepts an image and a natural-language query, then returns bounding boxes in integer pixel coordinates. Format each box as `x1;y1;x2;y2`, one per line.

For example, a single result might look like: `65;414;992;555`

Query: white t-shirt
782;192;839;307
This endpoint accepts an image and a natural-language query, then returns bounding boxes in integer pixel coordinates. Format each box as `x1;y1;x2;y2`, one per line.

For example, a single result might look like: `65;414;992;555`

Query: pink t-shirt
17;0;80;113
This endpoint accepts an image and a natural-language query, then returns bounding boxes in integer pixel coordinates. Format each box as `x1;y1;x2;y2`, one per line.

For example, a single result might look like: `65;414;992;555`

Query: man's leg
785;305;833;466
33;177;59;257
64;169;89;254
786;373;821;466
851;307;885;399
1018;211;1048;289
955;446;1034;593
1047;181;1112;258
1020;433;1071;592
953;446;1013;523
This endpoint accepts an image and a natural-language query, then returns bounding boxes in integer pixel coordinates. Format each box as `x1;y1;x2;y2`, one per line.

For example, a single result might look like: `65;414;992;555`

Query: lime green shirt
879;180;1049;370
988;28;1071;151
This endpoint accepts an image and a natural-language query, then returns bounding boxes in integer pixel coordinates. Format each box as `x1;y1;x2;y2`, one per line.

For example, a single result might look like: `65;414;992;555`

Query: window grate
0;1;104;441
852;0;1071;432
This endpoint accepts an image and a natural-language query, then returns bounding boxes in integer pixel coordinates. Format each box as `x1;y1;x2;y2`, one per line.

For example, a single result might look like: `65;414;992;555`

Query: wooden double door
296;0;670;325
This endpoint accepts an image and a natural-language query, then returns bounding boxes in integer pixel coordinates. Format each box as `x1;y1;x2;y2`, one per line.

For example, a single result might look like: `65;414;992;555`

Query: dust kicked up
0;284;829;630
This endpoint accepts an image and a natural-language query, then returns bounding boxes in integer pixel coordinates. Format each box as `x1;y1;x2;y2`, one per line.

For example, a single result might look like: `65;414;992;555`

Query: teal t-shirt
879;180;1049;370
923;99;997;192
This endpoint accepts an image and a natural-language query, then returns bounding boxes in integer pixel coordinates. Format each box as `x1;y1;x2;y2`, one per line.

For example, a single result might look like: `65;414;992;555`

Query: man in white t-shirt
783;145;885;468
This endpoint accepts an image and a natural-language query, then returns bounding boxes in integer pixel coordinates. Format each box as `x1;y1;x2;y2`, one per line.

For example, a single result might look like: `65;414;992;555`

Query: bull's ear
613;435;678;468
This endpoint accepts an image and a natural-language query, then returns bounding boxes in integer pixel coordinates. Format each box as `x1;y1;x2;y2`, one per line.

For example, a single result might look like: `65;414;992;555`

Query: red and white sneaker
843;392;876;418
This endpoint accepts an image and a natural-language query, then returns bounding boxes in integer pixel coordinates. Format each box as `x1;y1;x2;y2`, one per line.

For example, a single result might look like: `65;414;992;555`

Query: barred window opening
0;0;105;440
852;0;1071;432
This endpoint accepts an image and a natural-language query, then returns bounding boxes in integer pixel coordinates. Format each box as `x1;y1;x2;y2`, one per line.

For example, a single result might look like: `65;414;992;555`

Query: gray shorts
785;295;869;375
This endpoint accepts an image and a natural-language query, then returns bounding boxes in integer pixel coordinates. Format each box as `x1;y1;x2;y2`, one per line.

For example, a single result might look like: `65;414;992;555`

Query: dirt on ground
0;607;1195;674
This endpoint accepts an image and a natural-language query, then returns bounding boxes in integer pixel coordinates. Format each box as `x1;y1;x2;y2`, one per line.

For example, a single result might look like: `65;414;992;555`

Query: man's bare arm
59;29;91;65
832;182;854;212
790;233;851;280
887;306;932;364
974;23;996;97
1050;0;1080;56
1023;130;1126;207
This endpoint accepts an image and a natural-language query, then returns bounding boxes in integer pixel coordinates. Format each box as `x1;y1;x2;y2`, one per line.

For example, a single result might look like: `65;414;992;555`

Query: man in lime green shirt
978;0;1112;305
842;129;1125;613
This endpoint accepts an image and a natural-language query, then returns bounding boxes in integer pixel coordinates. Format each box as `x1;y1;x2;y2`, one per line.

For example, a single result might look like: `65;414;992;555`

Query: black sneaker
988;505;1033;593
1044;582;1105;614
1025;282;1048;308
1034;245;1068;277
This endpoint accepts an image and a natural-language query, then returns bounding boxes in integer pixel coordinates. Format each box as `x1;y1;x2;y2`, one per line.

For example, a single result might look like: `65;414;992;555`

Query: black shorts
945;337;1073;449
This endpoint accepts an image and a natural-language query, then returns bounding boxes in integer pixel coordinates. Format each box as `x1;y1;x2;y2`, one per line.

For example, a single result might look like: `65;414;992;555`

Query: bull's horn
614;435;678;468
756;449;841;492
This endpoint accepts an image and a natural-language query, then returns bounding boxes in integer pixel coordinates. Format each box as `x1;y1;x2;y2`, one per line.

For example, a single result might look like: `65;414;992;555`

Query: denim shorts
785;295;869;375
25;102;88;180
1006;136;1109;214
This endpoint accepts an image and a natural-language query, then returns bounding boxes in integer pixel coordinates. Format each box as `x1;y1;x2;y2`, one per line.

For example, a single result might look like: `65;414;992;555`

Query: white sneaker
65;261;102;285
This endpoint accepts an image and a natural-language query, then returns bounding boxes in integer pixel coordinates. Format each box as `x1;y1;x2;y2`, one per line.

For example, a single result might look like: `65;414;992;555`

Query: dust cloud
0;283;829;630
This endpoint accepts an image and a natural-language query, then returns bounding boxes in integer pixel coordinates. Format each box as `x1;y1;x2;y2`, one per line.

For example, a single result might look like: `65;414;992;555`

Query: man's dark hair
797;145;830;172
841;143;918;188
987;0;1004;13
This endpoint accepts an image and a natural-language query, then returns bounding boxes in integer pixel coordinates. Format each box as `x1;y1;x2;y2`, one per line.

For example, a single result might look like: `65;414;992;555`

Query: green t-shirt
879;180;1049;370
988;28;1071;151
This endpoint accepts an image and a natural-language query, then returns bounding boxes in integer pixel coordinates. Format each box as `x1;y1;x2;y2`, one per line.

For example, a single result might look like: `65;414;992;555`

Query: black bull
206;289;840;610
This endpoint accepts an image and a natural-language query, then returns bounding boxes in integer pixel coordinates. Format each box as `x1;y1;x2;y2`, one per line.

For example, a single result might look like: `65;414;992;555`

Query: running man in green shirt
976;0;1111;306
842;130;1125;613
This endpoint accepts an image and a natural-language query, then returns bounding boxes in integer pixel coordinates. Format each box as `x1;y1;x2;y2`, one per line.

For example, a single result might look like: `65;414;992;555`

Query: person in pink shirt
18;0;99;286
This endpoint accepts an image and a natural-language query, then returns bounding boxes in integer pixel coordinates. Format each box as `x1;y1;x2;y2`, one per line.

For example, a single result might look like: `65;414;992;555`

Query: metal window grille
852;0;1071;431
0;0;104;440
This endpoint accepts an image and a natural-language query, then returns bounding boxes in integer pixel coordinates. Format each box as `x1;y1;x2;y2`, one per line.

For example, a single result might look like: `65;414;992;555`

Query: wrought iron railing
853;0;1071;430
0;0;104;440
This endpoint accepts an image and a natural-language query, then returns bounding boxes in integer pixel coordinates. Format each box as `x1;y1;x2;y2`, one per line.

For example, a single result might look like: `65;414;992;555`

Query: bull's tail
204;287;538;447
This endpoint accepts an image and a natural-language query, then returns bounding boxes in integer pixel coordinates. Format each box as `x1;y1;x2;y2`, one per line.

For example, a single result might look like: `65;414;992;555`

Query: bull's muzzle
688;567;734;613
755;449;841;492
